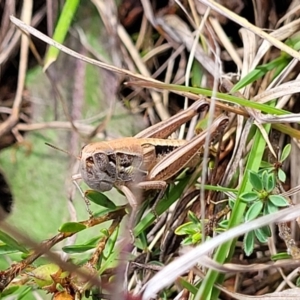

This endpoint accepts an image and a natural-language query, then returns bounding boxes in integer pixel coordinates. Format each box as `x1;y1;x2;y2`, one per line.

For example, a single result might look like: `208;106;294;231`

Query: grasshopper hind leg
148;186;168;221
119;185;143;241
137;180;168;221
119;183;167;241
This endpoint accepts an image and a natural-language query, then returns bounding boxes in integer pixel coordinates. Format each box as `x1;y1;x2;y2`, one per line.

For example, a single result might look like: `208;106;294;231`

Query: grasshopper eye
94;153;109;171
86;157;94;165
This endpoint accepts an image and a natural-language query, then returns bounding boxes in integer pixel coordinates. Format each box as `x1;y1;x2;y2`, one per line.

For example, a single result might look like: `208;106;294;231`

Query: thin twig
0;1;33;137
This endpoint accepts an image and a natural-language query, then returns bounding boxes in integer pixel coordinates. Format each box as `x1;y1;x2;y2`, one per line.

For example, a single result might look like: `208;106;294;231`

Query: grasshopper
72;99;229;229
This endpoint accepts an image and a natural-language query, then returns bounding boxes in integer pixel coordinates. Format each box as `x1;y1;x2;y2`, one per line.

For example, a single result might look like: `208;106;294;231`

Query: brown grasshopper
72;99;229;229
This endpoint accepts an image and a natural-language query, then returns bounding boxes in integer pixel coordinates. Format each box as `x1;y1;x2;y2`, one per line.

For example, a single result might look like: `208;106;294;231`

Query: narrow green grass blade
0;230;28;253
231;56;289;93
191;61;204;87
148;83;290;115
44;0;80;70
196;123;271;300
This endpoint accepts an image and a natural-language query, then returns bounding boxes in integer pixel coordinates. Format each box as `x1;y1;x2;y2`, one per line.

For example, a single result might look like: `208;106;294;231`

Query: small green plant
260;144;291;182
239;144;291;256
175;210;227;245
240;169;289;256
175;211;207;245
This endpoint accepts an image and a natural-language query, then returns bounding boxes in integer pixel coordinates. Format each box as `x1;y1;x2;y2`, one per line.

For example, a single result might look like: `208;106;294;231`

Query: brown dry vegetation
1;0;300;299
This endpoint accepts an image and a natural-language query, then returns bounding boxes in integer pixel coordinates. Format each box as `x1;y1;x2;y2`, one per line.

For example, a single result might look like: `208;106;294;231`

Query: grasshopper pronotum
72;99;229;230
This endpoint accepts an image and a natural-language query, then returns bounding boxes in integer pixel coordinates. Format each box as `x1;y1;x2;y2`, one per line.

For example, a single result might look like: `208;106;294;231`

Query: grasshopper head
80;150;116;192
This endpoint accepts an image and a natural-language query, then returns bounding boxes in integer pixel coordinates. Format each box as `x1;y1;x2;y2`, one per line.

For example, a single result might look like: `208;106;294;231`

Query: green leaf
85;190;116;209
178;277;198;294
215;227;226;233
228;198;235;209
103;225;119;258
93;207;118;217
218;220;229;229
260;225;271;237
175;222;199;235
278;168;286;182
280;144;291;162
0;244;20;255
231;57;286;93
264;201;279;214
181;236;193;245
0;231;28;253
271;252;291;261
16;286;33;300
249;171;263;191
99;228;109;237
136;231;147;250
231;69;267;92
268;195;289;207
188;211;201;225
191;60;204;88
254;227;270;243
286;33;300;51
59;222;86;233
296;277;300;287
192;232;202;244
240;192;259;202
1;286;20;297
261;170;267;186
62;235;103;254
272;58;289;79
243;231;255;256
264;172;275;192
245;201;263;221
261;170;275;192
31;264;62;287
260;161;273;168
62;244;96;254
83;235;104;246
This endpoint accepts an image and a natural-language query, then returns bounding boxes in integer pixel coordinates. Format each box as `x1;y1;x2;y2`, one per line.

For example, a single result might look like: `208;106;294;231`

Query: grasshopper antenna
45;143;80;160
45;143;92;214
